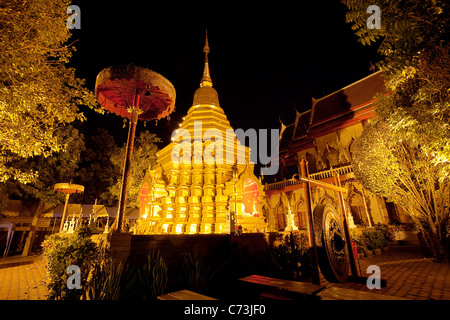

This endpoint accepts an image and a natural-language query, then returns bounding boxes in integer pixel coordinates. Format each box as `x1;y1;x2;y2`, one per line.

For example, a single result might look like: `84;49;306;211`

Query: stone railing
309;165;354;180
264;178;302;191
264;165;354;191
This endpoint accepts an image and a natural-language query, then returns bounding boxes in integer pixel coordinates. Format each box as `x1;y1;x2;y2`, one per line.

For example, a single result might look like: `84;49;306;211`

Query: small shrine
135;35;266;234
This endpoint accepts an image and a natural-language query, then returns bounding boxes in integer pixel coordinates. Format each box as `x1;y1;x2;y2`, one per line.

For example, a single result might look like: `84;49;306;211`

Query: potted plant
363;228;387;255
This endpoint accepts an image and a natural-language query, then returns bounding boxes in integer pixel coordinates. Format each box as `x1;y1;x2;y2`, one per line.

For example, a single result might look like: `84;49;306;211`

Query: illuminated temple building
262;71;412;231
136;36;412;235
137;36;266;234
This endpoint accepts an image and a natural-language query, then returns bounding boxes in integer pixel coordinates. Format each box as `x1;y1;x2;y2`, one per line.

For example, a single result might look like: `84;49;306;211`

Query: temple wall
109;232;277;278
138;137;266;234
264;174;396;231
269;119;395;230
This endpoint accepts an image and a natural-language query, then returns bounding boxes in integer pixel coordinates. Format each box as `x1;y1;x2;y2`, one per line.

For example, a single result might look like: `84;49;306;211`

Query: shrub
362;228;384;249
351;225;393;253
42;224;101;300
375;224;394;246
364;226;393;249
134;250;168;300
87;258;124;300
178;252;226;295
262;231;311;280
86;251;168;300
350;228;370;253
86;257;139;300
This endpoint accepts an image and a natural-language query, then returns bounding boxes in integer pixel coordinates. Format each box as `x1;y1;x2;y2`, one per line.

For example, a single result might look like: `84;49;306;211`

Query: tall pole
361;189;372;227
59;193;70;233
232;169;237;235
333;172;359;278
116;91;142;233
301;159;320;285
116;109;139;232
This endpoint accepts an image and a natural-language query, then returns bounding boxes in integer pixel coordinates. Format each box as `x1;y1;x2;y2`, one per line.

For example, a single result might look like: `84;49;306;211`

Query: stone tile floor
0;255;48;300
321;246;450;300
0;246;448;300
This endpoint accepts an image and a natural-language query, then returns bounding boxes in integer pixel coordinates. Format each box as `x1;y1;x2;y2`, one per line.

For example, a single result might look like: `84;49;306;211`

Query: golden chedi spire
201;31;212;87
192;31;220;108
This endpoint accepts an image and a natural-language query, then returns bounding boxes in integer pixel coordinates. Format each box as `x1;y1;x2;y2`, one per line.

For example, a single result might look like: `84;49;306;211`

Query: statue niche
346;183;367;225
275;203;286;231
305;152;318;174
322;143;339;168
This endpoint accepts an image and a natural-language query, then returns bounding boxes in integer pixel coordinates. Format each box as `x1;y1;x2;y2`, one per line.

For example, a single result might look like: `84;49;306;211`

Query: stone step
393;230;420;245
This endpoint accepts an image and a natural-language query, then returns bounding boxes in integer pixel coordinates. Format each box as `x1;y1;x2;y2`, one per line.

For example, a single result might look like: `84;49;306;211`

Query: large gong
313;204;349;283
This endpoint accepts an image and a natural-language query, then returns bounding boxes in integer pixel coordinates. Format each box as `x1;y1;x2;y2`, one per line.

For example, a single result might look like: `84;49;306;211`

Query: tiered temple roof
279;71;386;167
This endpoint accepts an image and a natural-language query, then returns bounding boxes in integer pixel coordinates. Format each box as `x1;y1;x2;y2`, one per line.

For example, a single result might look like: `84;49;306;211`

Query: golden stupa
136;34;266;234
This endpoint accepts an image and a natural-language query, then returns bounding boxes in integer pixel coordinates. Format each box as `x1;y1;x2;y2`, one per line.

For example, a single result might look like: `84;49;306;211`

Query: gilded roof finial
204;30;210;54
201;30;213;87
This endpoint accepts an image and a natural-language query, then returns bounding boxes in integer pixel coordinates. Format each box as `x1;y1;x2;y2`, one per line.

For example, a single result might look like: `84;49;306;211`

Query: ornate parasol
54;183;84;233
95;65;175;232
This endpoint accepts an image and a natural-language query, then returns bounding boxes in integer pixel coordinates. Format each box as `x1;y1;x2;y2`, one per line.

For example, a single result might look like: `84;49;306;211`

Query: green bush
178;252;226;295
86;258;135;300
42;225;101;300
351;225;393;253
262;231;311;280
134;250;168;300
86;251;168;301
350;228;368;249
43;227;171;300
362;228;383;249
376;224;394;244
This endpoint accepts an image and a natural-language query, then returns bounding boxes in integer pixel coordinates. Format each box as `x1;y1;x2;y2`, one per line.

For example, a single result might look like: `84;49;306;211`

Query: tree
107;131;161;208
4;125;85;204
373;70;450;178
76;128;119;205
0;0;100;183
344;0;450;172
343;0;449;74
352;121;449;261
343;0;450;261
2;125;85;256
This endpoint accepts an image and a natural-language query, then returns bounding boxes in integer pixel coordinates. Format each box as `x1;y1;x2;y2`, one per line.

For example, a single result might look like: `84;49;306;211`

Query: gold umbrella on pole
54;183;84;233
95;65;175;232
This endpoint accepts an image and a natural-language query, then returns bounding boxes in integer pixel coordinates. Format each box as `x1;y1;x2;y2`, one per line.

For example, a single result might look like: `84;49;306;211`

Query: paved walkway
322;246;450;300
0;255;48;300
0;246;449;300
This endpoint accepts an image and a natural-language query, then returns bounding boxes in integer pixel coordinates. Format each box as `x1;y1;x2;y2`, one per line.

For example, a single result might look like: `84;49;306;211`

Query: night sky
69;0;381;146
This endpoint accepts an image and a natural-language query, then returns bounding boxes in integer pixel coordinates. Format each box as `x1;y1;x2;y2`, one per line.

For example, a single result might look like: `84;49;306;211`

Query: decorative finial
204;30;210;54
201;30;212;87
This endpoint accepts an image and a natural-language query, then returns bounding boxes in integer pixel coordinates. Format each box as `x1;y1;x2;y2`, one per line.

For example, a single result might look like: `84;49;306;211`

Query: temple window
275;204;286;230
296;201;306;229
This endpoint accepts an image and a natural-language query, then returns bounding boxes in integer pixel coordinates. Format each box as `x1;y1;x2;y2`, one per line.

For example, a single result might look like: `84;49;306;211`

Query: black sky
69;0;381;145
